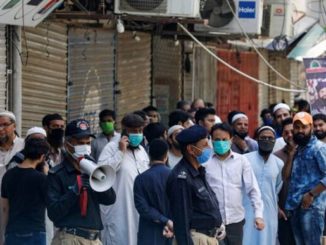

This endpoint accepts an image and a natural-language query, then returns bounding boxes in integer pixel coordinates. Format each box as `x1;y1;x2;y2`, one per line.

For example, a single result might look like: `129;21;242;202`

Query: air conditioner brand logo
238;1;256;19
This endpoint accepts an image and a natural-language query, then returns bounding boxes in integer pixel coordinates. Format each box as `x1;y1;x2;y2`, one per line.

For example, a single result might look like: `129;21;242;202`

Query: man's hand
278;208;288;220
215;224;226;240
119;136;129;152
301;192;314;209
162;220;174;238
255;218;265;230
233;135;248;152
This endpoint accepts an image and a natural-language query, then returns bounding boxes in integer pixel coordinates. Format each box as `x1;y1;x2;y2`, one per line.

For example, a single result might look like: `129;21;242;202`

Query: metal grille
68;28;115;134
0;25;6;110
120;0;167;13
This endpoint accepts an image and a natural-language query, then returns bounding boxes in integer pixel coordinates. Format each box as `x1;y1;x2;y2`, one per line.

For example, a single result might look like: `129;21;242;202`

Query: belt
60;228;100;241
191;227;217;238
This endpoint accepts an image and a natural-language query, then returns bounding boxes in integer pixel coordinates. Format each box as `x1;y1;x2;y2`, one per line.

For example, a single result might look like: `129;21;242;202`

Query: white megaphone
79;158;116;192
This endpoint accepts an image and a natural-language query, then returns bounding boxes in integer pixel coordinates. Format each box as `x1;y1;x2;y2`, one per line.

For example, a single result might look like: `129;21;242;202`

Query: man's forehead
0;116;12;122
275;108;289;116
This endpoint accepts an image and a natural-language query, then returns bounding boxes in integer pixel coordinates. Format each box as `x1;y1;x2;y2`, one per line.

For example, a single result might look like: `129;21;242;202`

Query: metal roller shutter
116;31;151;124
21;22;68;135
0;25;7;110
68;27;115;133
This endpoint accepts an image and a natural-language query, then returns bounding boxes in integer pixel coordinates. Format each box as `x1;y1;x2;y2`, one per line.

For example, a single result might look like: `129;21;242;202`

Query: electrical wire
223;0;305;89
177;23;306;93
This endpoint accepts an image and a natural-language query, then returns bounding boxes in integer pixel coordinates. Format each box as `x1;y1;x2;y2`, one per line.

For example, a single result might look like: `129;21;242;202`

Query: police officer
166;125;226;245
47;119;116;245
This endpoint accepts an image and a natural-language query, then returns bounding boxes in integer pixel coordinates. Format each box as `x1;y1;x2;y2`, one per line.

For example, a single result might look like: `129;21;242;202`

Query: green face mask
100;122;115;135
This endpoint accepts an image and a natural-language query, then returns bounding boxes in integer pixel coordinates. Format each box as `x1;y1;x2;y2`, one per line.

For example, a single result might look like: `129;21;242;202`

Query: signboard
0;0;63;27
303;58;326;115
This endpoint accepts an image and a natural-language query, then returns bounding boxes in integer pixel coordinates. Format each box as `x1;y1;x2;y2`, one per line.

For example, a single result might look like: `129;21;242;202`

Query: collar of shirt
212;151;235;162
180;158;205;177
63;158;78;174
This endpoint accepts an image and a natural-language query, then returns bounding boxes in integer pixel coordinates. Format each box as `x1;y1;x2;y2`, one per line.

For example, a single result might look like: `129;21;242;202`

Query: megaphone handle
77;175;88;217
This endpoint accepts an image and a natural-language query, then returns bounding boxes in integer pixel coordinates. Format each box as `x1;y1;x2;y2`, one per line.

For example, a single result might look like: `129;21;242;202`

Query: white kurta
98;142;149;245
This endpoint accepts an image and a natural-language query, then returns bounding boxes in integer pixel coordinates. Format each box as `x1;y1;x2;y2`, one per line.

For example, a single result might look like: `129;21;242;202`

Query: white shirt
98;142;149;245
168;151;182;169
273;137;286;152
204;151;263;225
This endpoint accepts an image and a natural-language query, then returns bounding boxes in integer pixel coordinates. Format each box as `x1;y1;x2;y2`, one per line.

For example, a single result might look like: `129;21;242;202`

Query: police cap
176;125;208;146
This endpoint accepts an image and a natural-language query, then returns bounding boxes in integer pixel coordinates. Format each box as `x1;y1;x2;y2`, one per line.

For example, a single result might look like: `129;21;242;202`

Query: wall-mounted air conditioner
195;0;264;34
114;0;200;18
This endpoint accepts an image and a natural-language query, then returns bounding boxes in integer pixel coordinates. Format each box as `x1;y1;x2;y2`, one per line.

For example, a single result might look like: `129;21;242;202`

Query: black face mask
258;139;275;155
293;133;311;147
314;131;326;140
234;130;248;140
48;128;64;148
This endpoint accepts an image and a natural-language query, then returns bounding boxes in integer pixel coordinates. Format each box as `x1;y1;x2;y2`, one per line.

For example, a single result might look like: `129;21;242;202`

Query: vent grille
120;0;167;13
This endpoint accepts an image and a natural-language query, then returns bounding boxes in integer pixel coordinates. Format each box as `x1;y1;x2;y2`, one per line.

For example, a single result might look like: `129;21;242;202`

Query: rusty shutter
152;36;182;125
115;31;151;124
0;25;7;110
216;49;258;136
68;27;115;133
21;22;67;135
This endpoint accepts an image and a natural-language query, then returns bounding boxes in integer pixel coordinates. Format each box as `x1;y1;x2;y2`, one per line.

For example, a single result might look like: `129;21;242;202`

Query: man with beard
243;126;283;245
272;103;291;152
167;125;184;168
313;113;326;143
274;118;296;245
286;112;326;245
42;114;65;167
312;82;326;114
230;112;258;154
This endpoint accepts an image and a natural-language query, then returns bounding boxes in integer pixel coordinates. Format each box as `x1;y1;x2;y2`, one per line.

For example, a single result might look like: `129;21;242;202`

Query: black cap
176;125;208;146
65;119;95;139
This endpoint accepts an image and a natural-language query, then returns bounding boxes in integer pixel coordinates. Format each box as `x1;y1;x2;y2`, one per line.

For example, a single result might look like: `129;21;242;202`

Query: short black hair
195;108;216;124
313;113;326;123
42;114;63;127
23;138;50;160
260;108;272;119
143;106;158;113
149;139;169;162
143;123;167;144
294;99;310;113
211;123;233;137
176;100;190;110
282;117;293;128
121;113;144;128
99;109;116;121
205;102;214;108
134;110;148;121
168;110;191;127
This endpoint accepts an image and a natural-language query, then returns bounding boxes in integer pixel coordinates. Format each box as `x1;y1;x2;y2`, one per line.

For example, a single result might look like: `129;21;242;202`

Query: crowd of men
0;97;325;245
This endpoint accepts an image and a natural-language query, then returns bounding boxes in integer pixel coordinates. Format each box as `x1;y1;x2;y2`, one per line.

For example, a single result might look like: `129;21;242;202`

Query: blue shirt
133;164;172;245
286;136;326;210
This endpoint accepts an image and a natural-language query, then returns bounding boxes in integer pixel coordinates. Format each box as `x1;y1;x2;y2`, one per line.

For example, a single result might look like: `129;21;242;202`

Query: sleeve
95;187;116;205
316;145;326;186
98;142;124;172
133;177;169;224
167;175;193;245
46;173;79;223
242;158;264;219
1;172;8;198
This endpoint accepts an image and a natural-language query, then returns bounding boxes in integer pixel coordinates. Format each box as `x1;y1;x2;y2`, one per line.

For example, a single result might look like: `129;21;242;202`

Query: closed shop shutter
22;22;67;135
116;31;151;124
68;27;115;133
0;25;7;110
152;36;182;126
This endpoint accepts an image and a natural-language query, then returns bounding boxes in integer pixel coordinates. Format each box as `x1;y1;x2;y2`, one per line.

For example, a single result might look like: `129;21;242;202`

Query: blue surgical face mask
193;146;212;164
128;133;143;147
213;140;231;155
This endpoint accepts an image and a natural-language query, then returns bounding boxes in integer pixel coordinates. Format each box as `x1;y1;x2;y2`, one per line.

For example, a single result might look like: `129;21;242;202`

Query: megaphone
79;158;116;192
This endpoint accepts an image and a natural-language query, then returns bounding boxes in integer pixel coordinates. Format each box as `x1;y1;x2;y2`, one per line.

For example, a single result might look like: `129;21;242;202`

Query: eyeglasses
0;122;13;130
258;136;275;141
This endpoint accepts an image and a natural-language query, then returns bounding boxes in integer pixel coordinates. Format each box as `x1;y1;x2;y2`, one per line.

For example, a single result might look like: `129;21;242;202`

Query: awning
287;24;326;61
0;0;63;27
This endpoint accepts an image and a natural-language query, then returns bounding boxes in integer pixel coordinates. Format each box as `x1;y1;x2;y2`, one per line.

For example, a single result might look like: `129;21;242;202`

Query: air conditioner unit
114;0;200;18
195;0;263;34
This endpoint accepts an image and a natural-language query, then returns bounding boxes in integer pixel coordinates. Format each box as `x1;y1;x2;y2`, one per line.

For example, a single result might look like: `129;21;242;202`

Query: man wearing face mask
167;125;184;168
166;125;225;245
98;113;149;245
285;112;326;245
243;126;283;245
91;110;120;162
230;112;258;154
313;113;326;143
42;114;65;167
47;119;116;245
204;123;264;245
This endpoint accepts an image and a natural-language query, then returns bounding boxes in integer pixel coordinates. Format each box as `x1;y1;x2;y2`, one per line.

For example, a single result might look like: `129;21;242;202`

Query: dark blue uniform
166;158;222;245
134;164;172;245
46;157;116;230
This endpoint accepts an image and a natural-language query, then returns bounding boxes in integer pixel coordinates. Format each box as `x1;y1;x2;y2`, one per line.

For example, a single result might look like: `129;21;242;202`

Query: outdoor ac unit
114;0;200;18
195;0;264;34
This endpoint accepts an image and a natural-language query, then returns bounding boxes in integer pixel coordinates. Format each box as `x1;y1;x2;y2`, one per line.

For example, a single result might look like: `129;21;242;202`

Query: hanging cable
223;0;305;89
177;23;306;93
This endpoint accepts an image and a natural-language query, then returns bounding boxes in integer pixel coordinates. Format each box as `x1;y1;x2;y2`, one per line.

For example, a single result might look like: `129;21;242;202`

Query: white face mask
73;144;91;158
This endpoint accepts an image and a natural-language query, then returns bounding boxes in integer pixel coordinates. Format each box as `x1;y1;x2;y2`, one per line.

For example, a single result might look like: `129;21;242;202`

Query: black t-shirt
1;167;47;234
